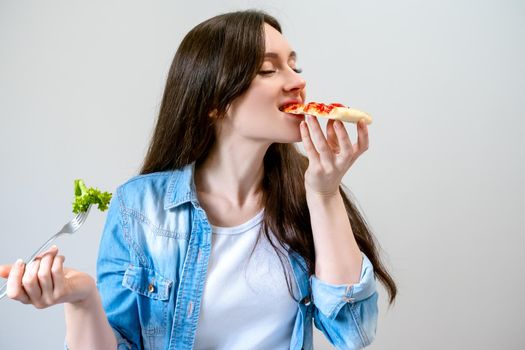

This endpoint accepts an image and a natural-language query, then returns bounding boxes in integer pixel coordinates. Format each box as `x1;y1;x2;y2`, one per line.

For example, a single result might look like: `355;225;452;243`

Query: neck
195;137;269;209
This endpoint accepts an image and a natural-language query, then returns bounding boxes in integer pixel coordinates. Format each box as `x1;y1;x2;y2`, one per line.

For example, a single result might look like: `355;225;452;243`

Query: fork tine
75;207;90;227
77;216;87;228
80;208;90;223
71;219;80;231
76;214;86;225
72;212;83;224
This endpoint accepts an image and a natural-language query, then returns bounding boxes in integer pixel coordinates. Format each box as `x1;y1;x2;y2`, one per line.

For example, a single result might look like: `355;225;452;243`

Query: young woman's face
223;23;307;144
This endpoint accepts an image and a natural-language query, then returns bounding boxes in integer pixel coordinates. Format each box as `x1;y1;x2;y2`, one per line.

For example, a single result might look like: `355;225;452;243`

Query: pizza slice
281;102;372;125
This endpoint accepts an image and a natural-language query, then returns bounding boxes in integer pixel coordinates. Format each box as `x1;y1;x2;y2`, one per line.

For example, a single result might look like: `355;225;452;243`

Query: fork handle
0;283;6;300
0;232;62;300
24;232;63;266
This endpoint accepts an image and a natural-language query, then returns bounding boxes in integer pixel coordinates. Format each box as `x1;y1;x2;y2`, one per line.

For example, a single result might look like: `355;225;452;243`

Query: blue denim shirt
89;163;378;350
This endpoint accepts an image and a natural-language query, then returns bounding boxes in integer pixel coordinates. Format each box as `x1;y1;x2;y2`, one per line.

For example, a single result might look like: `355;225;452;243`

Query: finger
357;119;369;153
38;246;58;298
326;119;340;153
6;259;30;303
51;255;66;299
0;264;12;279
22;258;43;303
333;120;354;158
305;115;334;165
300;120;320;163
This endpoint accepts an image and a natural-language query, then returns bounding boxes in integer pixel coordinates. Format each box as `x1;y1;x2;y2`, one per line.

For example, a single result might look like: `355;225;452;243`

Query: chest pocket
122;265;173;345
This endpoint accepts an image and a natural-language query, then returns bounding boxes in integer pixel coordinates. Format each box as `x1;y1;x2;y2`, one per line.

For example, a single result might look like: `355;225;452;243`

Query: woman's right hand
0;246;96;308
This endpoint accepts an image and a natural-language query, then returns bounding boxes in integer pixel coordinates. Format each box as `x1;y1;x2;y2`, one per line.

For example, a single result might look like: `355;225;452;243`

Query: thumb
0;264;13;279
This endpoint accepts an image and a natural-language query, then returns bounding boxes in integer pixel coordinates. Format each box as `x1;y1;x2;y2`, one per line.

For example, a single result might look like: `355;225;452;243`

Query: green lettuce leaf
72;179;112;214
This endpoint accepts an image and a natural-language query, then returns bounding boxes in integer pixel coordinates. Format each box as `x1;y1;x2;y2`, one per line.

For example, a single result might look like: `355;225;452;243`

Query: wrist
66;276;98;309
305;187;341;201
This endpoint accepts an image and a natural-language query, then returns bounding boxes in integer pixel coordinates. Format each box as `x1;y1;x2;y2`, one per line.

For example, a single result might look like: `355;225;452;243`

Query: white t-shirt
193;209;298;350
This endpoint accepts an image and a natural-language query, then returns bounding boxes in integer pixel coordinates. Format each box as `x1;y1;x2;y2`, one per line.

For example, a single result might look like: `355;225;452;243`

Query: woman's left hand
300;115;369;196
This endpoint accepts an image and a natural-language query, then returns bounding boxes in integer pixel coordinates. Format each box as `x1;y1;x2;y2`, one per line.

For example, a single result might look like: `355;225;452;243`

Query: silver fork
0;205;92;300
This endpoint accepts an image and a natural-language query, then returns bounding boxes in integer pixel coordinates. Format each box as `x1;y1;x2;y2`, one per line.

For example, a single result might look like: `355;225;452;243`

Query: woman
0;10;396;350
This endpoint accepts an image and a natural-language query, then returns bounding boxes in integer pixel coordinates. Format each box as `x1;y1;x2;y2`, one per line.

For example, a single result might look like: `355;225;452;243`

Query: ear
208;109;218;118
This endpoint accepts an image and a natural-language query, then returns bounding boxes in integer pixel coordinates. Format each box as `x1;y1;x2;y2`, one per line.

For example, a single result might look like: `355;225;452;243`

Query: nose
284;69;306;93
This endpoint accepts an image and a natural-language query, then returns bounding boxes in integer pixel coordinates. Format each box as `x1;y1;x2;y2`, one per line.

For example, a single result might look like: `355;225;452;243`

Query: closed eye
258;67;303;75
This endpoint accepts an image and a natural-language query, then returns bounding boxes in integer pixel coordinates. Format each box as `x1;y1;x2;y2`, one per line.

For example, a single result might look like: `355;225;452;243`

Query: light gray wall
1;0;524;349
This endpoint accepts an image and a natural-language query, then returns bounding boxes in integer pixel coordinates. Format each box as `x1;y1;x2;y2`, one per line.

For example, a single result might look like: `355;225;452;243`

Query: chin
262;121;302;143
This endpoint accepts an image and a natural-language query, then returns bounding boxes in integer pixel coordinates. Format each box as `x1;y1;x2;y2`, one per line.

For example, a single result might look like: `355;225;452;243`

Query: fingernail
16;259;24;267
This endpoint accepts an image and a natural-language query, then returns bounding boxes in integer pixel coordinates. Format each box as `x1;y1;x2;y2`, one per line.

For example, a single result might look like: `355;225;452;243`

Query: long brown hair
140;10;397;305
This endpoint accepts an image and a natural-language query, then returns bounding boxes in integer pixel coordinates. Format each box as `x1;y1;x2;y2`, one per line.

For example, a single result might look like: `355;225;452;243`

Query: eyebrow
264;51;297;60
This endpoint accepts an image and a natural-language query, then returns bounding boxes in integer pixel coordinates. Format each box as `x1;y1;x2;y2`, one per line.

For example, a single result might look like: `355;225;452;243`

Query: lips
279;100;302;112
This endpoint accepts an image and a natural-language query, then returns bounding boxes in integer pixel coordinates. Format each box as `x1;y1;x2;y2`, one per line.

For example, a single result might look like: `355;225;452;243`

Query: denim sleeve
95;187;140;349
310;252;379;350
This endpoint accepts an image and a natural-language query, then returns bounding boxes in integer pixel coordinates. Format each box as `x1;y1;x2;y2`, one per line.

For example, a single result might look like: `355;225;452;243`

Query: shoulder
114;164;195;208
112;164;195;212
119;171;173;191
115;171;175;207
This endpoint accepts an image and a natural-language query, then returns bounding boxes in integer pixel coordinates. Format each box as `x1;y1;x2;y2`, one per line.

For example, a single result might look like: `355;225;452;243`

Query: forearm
65;284;117;350
307;190;362;285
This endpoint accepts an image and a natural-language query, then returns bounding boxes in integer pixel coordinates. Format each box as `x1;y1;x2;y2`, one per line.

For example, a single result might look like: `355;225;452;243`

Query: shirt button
148;283;155;293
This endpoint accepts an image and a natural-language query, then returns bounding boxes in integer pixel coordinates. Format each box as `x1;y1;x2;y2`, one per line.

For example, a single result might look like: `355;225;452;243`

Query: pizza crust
329;107;373;125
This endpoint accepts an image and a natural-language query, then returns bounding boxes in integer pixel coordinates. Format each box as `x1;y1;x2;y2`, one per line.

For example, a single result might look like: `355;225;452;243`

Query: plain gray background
1;0;524;349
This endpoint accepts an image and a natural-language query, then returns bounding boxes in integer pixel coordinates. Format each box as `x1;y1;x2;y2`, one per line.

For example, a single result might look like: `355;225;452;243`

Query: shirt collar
164;162;199;210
